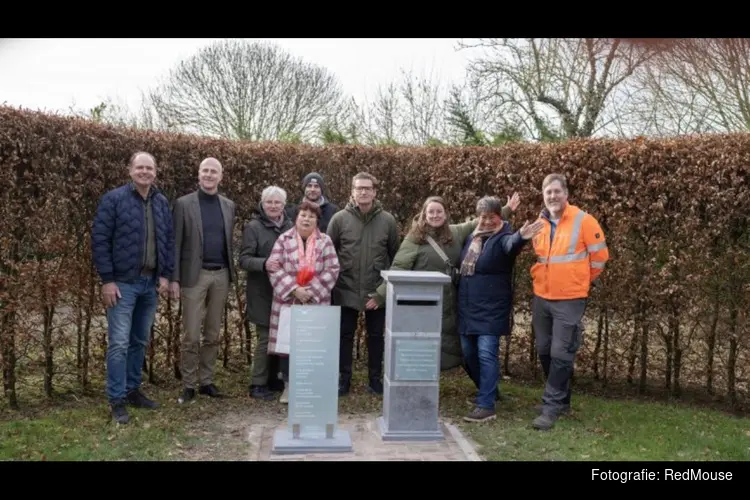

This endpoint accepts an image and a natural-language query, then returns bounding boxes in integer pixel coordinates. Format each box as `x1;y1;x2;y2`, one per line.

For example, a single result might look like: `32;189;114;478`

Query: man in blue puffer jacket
91;151;175;424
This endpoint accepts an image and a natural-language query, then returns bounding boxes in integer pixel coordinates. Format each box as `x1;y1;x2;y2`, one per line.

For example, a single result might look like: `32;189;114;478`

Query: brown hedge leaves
0;105;748;408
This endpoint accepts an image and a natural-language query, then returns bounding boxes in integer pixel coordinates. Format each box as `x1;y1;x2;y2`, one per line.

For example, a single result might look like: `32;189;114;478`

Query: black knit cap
302;172;325;192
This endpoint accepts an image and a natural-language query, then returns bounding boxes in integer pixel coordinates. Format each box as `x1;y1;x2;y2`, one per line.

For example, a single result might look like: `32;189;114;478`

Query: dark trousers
339;306;385;385
532;295;587;416
248;323;283;390
267;355;284;390
279;356;289;382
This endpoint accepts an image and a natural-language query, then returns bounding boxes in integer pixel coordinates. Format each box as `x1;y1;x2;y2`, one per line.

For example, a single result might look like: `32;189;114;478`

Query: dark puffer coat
91;182;175;284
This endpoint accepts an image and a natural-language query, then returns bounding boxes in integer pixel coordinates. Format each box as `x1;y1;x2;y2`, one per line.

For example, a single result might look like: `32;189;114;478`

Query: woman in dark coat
238;185;293;400
457;196;543;423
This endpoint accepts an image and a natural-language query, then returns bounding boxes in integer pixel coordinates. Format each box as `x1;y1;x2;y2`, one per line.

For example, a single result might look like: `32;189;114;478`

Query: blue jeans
460;334;500;410
105;276;158;403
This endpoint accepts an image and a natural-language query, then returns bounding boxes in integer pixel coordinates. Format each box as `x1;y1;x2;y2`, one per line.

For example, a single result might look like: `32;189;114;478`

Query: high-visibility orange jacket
530;203;609;300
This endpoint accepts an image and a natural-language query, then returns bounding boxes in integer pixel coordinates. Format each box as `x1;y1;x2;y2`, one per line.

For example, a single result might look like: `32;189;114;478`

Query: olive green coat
327;200;400;311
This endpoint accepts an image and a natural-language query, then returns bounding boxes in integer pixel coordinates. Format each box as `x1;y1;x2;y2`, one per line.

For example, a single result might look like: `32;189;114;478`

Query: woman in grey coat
239;186;293;400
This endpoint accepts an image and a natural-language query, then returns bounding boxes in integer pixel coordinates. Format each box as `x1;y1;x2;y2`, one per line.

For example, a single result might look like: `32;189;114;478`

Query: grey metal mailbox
376;270;451;441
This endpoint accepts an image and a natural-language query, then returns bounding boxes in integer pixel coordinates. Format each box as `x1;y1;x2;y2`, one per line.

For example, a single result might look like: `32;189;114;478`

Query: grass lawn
1;365;748;461
440;371;750;461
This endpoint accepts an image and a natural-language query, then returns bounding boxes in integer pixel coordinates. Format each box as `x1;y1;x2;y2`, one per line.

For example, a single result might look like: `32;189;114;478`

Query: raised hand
519;219;545;240
507;192;521;212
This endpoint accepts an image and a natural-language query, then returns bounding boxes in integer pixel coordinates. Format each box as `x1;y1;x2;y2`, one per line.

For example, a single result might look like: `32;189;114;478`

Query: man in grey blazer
169;157;237;404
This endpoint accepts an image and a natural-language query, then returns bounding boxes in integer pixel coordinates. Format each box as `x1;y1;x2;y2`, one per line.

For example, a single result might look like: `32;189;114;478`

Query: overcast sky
0;38;477;116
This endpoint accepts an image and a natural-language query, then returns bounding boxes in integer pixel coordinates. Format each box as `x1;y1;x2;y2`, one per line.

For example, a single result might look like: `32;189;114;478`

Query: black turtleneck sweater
199;189;228;268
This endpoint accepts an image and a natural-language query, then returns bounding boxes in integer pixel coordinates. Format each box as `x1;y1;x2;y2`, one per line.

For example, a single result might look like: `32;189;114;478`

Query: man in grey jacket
327;172;400;396
169;157;236;404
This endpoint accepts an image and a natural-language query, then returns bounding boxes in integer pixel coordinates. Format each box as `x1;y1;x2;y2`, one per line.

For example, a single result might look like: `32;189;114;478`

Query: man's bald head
200;157;222;172
198;157;223;194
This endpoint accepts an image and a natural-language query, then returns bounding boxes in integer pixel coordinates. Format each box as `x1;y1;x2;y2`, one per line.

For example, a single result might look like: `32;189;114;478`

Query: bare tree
459;38;658;141
358;82;402;144
69;93;174;132
145;39;345;142
398;68;448;144
343;68;452;145
630;38;750;136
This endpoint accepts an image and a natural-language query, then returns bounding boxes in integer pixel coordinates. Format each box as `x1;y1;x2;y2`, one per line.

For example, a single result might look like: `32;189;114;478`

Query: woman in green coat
374;194;519;371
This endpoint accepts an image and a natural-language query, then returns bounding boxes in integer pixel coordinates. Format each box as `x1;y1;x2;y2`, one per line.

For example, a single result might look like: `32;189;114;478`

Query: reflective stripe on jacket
530;204;609;300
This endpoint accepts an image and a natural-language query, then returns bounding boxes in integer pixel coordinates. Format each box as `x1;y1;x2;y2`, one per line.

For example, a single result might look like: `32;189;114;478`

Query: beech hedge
1;105;748;410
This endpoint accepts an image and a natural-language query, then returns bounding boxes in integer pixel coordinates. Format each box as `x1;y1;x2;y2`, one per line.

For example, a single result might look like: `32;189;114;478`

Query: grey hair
261;185;287;204
476;196;504;216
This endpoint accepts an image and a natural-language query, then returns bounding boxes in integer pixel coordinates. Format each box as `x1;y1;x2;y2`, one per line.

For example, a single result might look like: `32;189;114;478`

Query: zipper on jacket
543;212;555;298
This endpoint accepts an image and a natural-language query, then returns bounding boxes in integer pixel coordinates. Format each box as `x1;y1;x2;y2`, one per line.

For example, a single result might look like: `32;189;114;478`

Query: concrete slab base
376;416;445;441
271;429;353;455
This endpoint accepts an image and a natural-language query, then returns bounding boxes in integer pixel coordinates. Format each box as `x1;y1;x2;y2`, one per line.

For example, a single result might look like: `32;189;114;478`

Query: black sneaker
111;401;129;424
126;389;159;409
178;388;196;404
249;385;275;401
199;384;223;398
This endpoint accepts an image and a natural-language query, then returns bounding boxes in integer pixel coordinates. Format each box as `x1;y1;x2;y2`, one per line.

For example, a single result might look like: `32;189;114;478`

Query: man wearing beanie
285;172;339;232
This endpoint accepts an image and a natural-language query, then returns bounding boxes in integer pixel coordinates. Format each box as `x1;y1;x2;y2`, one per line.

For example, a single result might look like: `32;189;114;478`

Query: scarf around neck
295;229;318;271
460;225;503;276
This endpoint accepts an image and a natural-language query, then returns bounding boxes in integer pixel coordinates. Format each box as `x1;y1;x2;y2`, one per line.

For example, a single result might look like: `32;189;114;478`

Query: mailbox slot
395;294;439;307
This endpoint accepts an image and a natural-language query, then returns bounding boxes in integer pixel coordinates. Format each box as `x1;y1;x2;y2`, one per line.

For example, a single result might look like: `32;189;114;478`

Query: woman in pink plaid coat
265;200;340;403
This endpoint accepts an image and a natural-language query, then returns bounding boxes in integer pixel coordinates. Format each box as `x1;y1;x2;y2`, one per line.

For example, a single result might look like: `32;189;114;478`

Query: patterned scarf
460;226;502;276
295;228;318;270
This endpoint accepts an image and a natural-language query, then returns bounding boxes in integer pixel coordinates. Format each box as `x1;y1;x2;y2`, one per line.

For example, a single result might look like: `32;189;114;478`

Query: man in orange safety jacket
529;173;609;431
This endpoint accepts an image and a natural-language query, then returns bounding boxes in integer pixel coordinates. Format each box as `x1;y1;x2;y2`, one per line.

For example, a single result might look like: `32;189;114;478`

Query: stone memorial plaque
393;338;439;382
271;305;353;454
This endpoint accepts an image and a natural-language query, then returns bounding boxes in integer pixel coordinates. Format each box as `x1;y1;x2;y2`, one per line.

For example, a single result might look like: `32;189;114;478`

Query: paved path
244;413;482;461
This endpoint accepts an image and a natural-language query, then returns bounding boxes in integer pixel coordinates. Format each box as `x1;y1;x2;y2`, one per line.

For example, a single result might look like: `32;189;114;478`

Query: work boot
111;401;129;424
532;413;559;431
